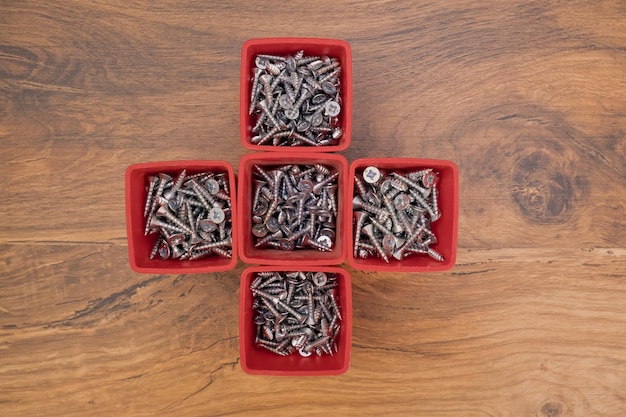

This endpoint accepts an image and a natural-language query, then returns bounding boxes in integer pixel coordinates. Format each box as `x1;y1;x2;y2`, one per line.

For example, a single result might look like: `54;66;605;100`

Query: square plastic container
240;37;352;152
237;152;349;266
348;158;459;272
239;266;352;376
125;160;237;274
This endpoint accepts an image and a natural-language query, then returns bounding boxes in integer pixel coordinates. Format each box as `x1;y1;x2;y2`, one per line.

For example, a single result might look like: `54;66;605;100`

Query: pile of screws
252;271;341;357
251;164;338;251
248;50;343;147
353;166;444;262
143;169;233;260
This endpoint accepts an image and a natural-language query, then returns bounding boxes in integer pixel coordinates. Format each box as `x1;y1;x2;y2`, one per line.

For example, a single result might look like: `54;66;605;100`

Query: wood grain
1;1;625;416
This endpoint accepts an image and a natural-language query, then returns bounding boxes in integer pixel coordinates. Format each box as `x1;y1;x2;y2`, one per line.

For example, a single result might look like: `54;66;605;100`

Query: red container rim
239;265;352;376
347;158;459;272
240;37;352;153
125;160;238;273
237;152;349;265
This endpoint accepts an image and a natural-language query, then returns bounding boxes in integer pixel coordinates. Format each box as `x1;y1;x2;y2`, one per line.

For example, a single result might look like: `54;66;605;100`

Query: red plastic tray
237;152;349;266
239;266;352;376
240;37;352;152
348;158;459;272
125;160;238;274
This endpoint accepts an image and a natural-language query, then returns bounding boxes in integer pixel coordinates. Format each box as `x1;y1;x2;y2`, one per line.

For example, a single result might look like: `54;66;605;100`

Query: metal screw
353;211;369;258
144;176;159;217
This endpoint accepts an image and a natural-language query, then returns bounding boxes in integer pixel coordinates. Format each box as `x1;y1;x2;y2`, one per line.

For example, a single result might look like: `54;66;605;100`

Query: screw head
278;94;292;109
381;234;396;252
259;73;273;85
298;348;312;357
167;233;185;246
298;179;314;193
205;178;220;195
255;56;268;69
312;272;328;287
393;193;411;210
198;219;217;233
277;239;295;251
380;178;392;194
285;55;297;72
296;120;311;132
253;200;269;216
167;193;183;211
363;166;381;184
312;93;327;104
324;100;341;117
208;207;225;224
252;223;268;238
422;171;439;188
310;112;323;127
265;216;280;233
316;235;333;249
157;240;171;259
321;81;336;95
319;227;336;241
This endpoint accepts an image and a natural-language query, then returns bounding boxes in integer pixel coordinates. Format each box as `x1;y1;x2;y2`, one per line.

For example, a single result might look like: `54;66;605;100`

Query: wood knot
0;45;38;80
510;150;583;224
538;401;564;417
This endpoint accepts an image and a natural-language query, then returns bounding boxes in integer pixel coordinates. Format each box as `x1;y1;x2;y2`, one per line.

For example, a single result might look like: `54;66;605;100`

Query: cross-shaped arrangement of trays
125;38;459;376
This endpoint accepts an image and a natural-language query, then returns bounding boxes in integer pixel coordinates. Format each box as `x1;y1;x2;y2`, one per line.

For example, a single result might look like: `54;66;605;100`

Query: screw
362;166;381;184
144;176;159;217
362;224;389;263
352;196;390;221
249;68;264;115
156;205;192;234
353;211;369;259
163;169;187;200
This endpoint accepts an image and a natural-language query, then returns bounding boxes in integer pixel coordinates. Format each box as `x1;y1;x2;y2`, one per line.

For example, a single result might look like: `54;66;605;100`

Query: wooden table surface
2;1;625;416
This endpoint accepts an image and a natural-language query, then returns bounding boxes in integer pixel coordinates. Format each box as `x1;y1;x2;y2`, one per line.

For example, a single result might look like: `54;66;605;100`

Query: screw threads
144;177;159;217
194;237;232;251
353;196;390;220
254;231;283;248
354;175;368;199
362;225;389;263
